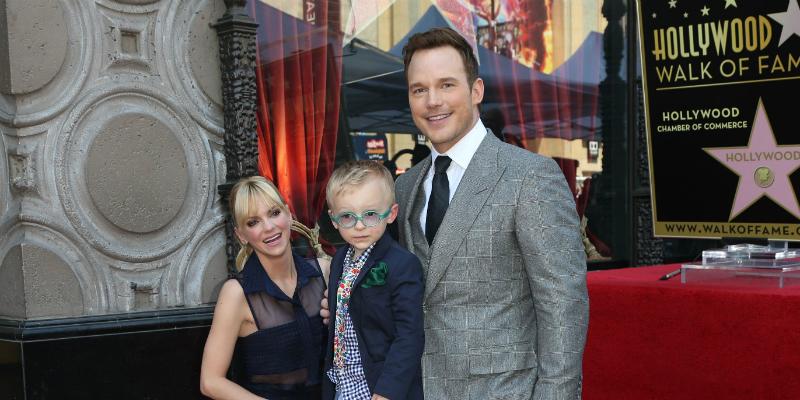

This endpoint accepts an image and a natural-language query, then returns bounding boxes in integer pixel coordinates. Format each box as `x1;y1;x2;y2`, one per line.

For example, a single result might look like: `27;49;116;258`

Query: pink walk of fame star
704;99;800;220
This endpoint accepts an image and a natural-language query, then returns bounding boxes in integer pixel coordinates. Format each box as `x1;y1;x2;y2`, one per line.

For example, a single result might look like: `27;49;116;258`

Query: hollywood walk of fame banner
637;0;800;240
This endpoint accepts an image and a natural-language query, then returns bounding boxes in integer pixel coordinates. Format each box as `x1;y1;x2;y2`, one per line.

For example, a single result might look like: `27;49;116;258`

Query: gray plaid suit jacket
395;132;589;400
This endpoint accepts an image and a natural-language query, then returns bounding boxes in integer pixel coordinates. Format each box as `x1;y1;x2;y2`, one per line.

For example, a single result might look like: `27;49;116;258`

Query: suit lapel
409;188;430;261
402;156;431;258
352;233;392;288
424;134;505;300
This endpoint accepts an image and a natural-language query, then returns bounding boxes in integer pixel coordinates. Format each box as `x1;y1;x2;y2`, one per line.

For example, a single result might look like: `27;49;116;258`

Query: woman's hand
320;293;330;325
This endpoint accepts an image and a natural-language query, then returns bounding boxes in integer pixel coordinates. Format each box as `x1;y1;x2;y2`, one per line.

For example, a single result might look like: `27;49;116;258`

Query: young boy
323;161;425;400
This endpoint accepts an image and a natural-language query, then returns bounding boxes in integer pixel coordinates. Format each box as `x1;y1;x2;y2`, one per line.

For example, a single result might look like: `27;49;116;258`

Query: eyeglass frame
329;207;393;229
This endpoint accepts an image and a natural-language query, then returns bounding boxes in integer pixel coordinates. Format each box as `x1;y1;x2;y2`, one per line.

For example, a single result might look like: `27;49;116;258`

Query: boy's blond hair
326;161;395;209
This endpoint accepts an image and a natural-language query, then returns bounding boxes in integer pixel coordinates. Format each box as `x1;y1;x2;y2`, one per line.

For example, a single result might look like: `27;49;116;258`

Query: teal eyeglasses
330;207;392;228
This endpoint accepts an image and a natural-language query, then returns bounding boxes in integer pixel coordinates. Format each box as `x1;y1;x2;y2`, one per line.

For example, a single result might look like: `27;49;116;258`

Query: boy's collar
336;231;394;270
358;231;394;268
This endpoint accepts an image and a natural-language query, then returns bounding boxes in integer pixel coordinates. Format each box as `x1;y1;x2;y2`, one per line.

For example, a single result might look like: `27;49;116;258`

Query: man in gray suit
396;27;589;399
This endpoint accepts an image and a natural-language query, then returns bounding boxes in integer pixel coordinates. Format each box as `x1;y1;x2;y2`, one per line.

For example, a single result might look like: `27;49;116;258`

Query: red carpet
583;264;800;399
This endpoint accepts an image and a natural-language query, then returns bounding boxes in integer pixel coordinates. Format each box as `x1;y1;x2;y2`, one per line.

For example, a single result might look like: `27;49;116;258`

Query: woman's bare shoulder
216;278;245;306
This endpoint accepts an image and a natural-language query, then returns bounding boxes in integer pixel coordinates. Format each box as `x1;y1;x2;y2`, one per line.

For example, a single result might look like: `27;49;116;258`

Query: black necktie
426;156;452;245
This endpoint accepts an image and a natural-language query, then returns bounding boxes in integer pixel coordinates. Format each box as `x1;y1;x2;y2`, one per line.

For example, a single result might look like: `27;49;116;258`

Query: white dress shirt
420;119;487;235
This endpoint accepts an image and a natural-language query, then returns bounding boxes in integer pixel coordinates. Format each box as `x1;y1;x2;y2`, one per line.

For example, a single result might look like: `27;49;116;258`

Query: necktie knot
434;156;451;174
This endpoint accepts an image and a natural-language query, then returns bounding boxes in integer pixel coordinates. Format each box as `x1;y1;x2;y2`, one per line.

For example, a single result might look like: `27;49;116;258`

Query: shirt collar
430;118;487;170
239;251;322;298
344;242;376;268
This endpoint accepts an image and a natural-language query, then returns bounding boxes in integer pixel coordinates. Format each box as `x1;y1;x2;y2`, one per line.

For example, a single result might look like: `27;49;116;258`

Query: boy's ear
386;203;399;224
328;209;339;229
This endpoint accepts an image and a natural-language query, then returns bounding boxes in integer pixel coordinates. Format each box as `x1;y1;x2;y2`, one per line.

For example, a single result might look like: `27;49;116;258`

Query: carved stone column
214;0;259;274
585;0;631;264
633;80;663;265
628;0;663;266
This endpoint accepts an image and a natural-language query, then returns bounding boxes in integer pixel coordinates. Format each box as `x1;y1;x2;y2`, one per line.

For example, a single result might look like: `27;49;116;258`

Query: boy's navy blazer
322;232;425;400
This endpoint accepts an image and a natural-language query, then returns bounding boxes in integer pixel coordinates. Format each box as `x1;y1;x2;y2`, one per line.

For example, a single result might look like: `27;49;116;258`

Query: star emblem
683;12;689;18
704;99;800;220
701;6;710;16
724;0;737;8
669;0;677;8
769;0;800;46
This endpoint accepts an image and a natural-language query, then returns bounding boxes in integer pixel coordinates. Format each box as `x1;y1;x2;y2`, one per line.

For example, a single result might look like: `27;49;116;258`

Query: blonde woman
201;176;330;399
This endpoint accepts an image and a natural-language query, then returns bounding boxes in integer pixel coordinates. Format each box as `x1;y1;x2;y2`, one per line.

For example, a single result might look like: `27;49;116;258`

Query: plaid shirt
326;245;374;399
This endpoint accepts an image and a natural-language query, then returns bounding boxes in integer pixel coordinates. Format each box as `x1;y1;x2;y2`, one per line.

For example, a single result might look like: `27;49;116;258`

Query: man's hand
372;395;389;400
320;292;330;325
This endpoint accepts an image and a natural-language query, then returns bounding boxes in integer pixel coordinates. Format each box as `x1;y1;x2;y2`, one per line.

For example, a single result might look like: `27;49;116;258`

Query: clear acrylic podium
681;241;800;288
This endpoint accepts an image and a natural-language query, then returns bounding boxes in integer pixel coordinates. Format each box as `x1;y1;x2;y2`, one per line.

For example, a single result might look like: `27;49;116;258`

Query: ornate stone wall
0;0;229;318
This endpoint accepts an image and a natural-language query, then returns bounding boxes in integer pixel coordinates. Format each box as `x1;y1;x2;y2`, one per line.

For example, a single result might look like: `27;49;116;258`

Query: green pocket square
361;262;388;288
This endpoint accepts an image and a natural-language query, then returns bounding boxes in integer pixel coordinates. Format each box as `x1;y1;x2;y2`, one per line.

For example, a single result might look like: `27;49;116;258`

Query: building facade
0;0;673;397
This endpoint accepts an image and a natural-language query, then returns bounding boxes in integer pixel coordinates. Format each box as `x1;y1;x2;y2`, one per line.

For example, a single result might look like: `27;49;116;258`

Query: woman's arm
317;257;331;285
200;280;263;400
318;257;332;325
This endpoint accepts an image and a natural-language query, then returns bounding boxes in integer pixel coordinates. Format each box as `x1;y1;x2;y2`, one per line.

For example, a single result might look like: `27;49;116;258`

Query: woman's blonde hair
229;176;290;271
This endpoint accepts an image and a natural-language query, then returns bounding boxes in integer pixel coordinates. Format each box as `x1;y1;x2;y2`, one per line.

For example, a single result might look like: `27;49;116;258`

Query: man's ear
386;203;399;224
471;77;485;105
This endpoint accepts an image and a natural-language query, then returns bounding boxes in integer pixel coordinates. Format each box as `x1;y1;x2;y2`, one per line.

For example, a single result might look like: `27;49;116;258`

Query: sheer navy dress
235;251;326;399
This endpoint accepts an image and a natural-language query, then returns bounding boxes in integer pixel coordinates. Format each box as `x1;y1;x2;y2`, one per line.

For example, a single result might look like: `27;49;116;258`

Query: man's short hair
326;160;396;208
402;27;479;85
